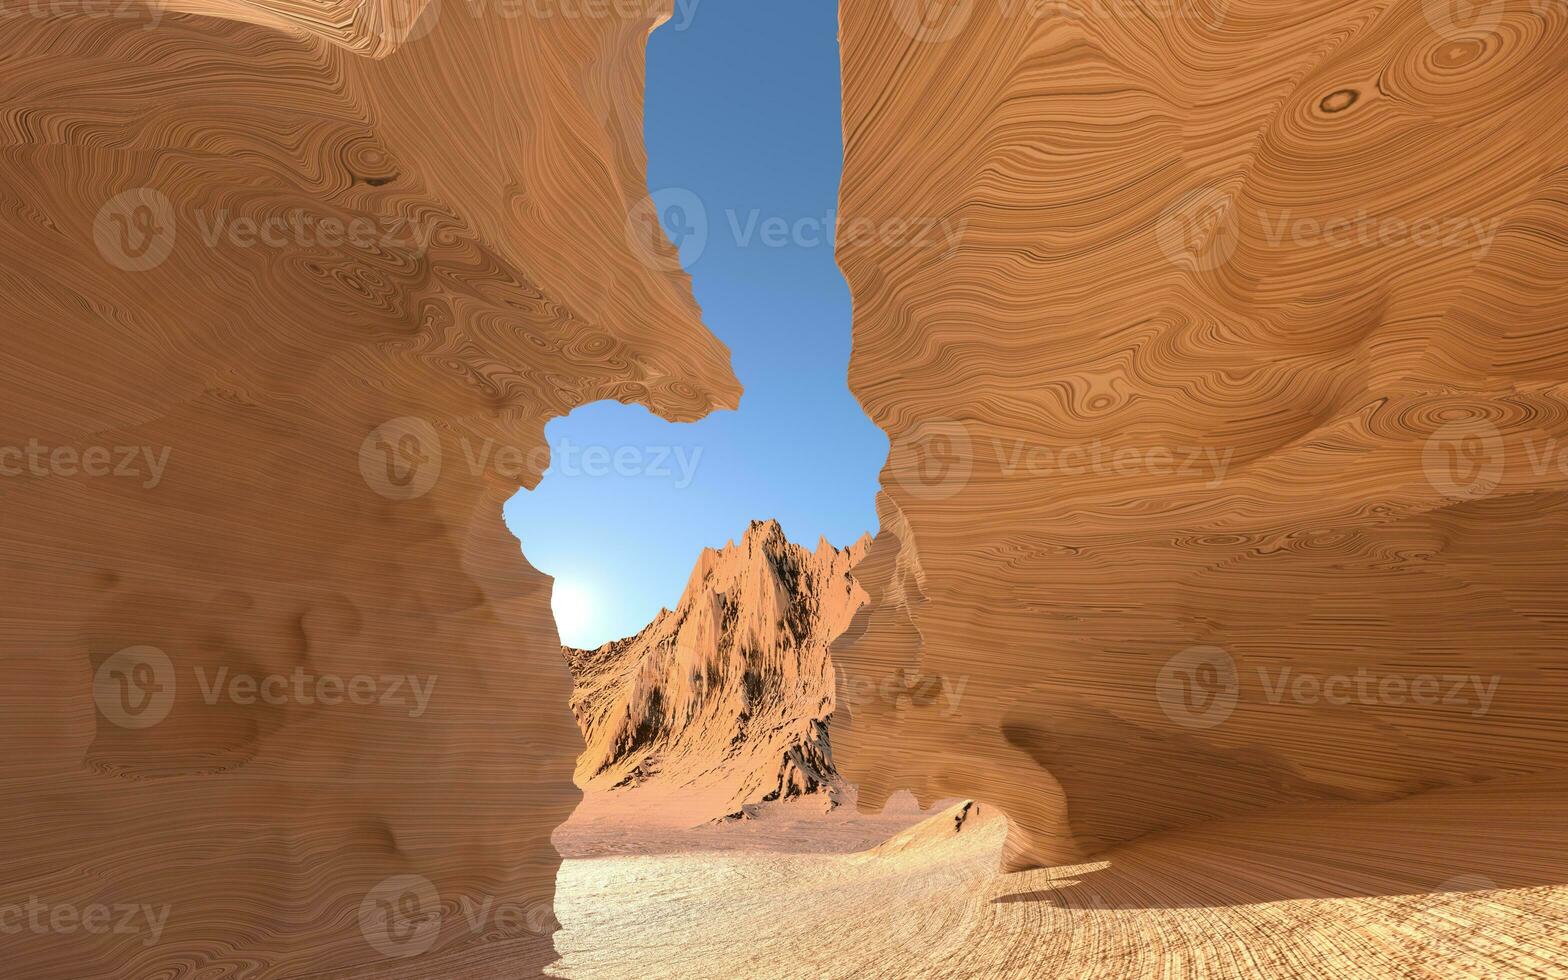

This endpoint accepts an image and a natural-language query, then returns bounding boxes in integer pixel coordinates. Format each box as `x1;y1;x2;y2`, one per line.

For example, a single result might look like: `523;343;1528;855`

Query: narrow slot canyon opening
532;513;1011;979
17;0;1568;975
499;3;1010;975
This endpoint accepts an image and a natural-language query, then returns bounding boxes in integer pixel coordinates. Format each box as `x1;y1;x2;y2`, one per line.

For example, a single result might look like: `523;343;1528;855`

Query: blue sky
505;0;887;648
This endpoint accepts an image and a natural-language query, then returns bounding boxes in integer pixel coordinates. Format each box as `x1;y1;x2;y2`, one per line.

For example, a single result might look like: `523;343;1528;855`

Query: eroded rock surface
0;2;736;976
832;0;1568;881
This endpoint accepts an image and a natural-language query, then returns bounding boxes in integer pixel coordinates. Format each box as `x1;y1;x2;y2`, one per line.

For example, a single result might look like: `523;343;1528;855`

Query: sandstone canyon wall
832;0;1568;889
0;2;737;976
9;0;1568;974
565;520;870;825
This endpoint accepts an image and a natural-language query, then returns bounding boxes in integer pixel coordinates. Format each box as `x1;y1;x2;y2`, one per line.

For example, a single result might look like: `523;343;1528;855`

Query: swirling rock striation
833;0;1568;900
0;1;737;976
565;519;870;825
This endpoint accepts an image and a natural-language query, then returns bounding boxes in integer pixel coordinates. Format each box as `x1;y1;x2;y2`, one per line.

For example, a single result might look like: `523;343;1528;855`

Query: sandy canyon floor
552;784;1568;980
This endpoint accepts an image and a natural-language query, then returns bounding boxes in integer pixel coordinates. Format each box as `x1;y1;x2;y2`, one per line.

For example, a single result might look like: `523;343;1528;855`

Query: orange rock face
0;2;736;976
832;0;1568;876
566;520;870;824
10;0;1568;974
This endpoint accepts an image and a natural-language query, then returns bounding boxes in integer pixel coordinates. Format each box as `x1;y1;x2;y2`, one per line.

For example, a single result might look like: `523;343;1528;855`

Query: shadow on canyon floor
991;772;1568;911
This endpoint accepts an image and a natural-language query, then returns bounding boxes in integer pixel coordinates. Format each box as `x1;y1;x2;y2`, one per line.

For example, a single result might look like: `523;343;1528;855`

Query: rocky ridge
565;520;870;823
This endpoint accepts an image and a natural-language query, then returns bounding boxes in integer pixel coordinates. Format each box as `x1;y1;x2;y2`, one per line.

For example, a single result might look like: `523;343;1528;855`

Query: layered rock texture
833;0;1568;912
11;0;1568;974
0;2;737;977
565;520;870;824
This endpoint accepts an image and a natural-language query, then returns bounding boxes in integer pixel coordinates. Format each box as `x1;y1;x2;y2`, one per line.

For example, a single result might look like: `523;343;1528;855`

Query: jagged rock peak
563;519;873;824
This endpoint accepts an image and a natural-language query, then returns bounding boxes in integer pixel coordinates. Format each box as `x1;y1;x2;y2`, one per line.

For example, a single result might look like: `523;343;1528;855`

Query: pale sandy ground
552;779;1568;979
554;788;937;859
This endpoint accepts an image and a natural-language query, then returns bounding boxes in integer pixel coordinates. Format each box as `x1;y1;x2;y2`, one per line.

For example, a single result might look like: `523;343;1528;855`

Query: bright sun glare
551;580;595;647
